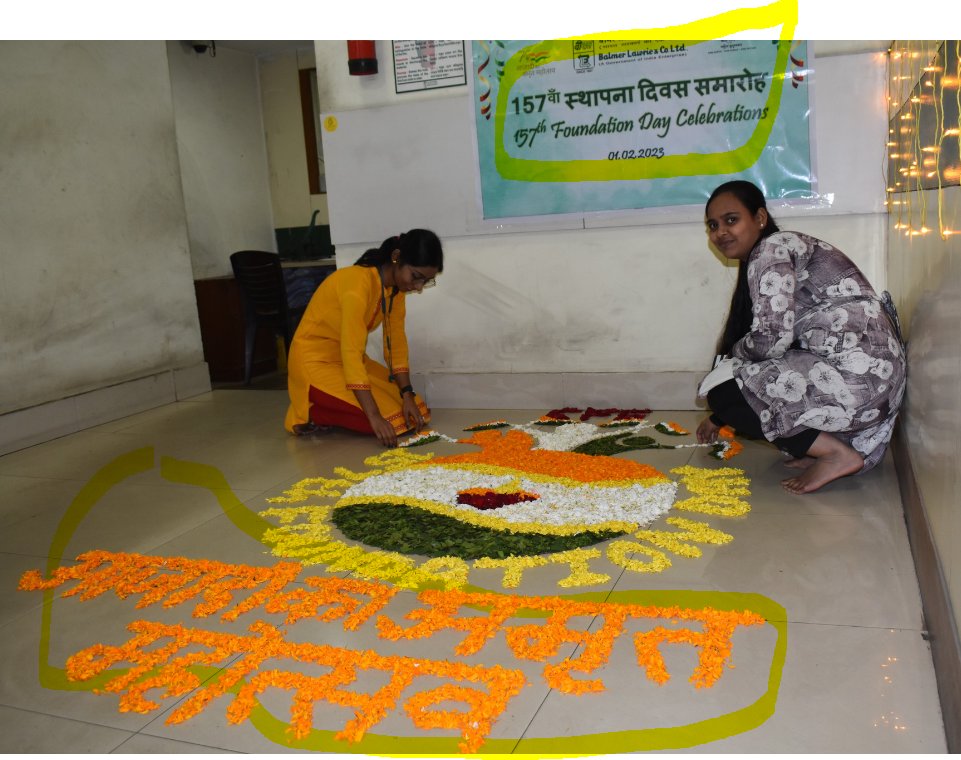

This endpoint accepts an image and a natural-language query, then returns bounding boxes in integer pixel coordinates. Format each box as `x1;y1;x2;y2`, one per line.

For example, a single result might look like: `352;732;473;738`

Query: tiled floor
0;390;946;753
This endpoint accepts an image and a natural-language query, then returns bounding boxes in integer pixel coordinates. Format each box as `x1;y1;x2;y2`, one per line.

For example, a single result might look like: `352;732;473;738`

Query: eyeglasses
409;269;436;289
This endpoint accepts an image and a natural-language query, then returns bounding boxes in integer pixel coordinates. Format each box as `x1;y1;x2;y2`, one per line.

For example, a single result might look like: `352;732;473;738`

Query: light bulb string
887;40;958;238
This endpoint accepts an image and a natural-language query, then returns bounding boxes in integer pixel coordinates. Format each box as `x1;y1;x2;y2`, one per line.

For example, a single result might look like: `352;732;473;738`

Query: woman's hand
402;393;425;432
351;388;397;447
369;414;398;448
697;416;721;444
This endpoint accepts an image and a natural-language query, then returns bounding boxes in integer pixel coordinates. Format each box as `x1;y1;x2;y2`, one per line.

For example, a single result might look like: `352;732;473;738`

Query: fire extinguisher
347;41;377;76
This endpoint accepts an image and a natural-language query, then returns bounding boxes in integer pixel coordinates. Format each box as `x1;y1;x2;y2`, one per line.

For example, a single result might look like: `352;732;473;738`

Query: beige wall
314;42;891;405
166;42;276;279
889;187;961;626
0;41;206;416
260;48;330;230
885;38;960;648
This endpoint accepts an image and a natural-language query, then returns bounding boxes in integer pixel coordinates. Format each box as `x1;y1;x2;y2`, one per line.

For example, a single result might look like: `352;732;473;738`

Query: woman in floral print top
696;180;906;494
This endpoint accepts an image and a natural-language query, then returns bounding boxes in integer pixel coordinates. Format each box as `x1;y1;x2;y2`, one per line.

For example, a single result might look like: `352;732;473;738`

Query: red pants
308;386;429;435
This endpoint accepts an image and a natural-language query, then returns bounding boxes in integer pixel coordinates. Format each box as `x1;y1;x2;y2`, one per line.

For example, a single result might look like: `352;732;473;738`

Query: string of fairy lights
886;40;961;239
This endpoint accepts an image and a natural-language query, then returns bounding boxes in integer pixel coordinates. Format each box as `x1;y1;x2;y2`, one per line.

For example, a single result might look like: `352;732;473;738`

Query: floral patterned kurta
730;231;906;471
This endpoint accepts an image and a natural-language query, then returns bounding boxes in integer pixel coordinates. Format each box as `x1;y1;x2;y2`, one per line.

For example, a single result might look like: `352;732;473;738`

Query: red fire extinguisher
347;41;378;76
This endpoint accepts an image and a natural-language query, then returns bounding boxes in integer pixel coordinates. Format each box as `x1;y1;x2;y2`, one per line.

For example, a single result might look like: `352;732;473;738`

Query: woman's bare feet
783;456;816;470
781;433;864;494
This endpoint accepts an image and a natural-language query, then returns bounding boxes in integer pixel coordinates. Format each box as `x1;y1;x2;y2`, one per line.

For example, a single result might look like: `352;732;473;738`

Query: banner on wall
470;39;814;220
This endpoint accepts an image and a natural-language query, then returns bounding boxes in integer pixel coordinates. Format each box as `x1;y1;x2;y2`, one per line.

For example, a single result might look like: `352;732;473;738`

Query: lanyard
380;275;397;382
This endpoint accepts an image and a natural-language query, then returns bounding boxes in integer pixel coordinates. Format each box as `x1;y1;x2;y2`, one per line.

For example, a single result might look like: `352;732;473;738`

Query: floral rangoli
260;411;750;590
18;409;786;754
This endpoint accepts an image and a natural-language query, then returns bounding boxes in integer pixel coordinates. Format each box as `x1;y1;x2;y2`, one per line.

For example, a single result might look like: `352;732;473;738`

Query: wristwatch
399;384;415;397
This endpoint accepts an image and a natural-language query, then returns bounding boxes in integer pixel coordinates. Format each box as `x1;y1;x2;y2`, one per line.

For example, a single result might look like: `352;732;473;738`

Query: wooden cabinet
193;276;276;382
193;262;335;383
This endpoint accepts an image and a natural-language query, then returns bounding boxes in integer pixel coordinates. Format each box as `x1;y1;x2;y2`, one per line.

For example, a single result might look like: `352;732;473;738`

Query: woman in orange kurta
284;230;443;447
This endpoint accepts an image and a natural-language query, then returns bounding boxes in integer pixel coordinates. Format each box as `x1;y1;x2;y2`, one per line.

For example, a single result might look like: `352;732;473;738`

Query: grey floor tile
0;396;946;754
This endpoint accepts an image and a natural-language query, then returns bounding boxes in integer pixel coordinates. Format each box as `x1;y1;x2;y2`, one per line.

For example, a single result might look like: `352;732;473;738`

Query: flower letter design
827;278;861;297
795;405;853;432
870;359;894;380
837;350;872;375
769;294;790;314
765;370;807;403
759;271;784;296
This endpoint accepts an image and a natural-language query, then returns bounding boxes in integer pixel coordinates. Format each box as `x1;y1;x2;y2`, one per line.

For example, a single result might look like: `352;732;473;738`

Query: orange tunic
284;265;429;434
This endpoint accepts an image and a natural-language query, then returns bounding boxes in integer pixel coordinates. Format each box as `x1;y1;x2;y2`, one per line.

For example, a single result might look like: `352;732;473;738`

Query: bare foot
783;456;816;470
781;433;864;494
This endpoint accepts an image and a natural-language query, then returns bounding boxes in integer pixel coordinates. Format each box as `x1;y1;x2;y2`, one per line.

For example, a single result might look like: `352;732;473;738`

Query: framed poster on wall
393;40;467;94
471;39;815;220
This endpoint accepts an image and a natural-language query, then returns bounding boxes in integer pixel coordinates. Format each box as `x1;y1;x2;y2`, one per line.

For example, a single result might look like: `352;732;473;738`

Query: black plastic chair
229;250;296;385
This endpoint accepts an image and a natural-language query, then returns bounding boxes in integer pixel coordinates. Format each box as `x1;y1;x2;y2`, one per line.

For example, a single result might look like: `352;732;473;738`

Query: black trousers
707;380;820;459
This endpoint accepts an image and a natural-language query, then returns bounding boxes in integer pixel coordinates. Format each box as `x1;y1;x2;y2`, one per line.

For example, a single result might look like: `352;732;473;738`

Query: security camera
180;40;217;57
